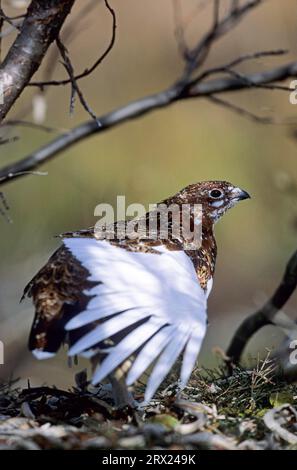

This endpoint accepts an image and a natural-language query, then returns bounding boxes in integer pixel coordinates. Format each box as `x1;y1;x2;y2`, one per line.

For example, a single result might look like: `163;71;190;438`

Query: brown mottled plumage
24;181;250;365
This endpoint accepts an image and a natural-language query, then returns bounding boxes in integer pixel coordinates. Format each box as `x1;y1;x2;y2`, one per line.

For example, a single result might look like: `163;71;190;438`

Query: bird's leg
91;354;137;408
109;358;138;408
108;366;136;408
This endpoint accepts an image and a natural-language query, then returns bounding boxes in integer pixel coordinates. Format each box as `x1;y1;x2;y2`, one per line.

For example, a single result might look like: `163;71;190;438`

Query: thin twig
0;170;48;183
56;36;100;123
41;0;98;85
179;0;262;85
172;0;190;60
0;190;11;222
29;0;116;88
192;49;289;84
208;95;274;124
0;7;22;31
217;67;292;92
1;119;62;133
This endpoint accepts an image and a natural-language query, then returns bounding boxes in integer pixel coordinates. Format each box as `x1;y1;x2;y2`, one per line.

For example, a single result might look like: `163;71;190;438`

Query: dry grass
1;355;297;450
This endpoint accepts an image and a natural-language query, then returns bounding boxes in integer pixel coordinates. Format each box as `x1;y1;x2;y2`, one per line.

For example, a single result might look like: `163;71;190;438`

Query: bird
24;181;250;406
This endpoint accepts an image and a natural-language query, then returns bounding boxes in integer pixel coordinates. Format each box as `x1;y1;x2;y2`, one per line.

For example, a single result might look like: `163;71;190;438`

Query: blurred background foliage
0;0;296;387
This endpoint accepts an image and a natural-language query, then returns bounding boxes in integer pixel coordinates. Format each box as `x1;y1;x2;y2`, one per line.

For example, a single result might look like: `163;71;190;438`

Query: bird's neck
185;216;217;291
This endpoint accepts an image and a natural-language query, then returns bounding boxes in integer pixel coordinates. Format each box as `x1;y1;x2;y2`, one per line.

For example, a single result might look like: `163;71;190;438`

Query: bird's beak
231;187;251;201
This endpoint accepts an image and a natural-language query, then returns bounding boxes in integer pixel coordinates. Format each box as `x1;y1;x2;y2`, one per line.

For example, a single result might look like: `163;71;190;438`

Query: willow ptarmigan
24;181;250;405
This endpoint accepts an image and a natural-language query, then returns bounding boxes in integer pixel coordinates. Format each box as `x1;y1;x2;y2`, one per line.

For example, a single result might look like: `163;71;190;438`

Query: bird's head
167;180;250;225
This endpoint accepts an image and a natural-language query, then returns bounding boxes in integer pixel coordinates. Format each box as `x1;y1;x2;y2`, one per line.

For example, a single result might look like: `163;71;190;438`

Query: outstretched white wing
64;238;208;403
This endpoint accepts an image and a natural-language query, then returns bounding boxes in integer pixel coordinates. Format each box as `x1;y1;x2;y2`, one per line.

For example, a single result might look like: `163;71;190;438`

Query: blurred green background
0;0;296;387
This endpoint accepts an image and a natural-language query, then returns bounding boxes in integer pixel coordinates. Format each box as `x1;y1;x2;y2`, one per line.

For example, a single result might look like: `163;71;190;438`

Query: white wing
64;238;208;403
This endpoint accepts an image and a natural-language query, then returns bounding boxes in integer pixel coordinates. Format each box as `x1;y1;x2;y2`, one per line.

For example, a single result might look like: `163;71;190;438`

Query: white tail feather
143;327;191;403
68;310;150;356
63;238;208;401
91;317;166;384
66;304;149;331
126;325;175;386
180;327;204;388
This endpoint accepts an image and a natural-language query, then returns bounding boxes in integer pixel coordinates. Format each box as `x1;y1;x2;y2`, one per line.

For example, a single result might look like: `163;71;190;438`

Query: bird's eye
209;189;222;199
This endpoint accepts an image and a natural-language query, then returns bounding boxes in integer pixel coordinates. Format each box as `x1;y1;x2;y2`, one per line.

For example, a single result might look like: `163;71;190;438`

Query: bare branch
0;55;293;186
1;119;62;133
207;95;274;124
29;0;116;88
188;61;297;96
56;36;99;122
0;0;75;122
0;0;295;187
0;171;47;182
219;49;289;69
213;0;220;29
178;0;262;85
0;7;23;31
193;49;289;84
1;53;296;189
215;68;292;92
8;0;98;126
40;0;98;84
225;250;297;370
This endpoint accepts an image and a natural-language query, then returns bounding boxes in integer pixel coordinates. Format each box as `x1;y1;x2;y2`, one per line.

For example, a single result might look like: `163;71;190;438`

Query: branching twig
29;0;116;88
0;7;23;31
0;171;47;182
215;67;292;92
8;0;98;126
56;36;99;122
192;49;289;85
0;0;296;187
0;0;76;122
1;57;297;188
40;0;98;85
225;250;297;370
179;0;262;85
1;119;62;133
